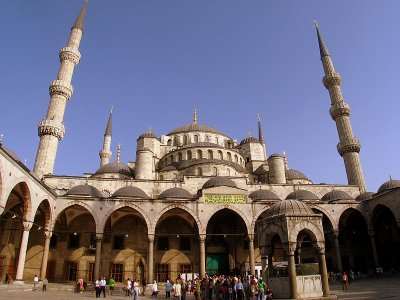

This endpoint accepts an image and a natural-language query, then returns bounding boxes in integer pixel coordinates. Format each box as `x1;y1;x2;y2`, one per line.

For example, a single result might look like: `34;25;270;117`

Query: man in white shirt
33;275;39;291
100;276;107;297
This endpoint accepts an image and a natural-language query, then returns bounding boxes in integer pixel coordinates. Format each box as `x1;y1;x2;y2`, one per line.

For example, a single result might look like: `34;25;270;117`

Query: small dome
158;187;193;200
168;123;222;135
138;130;158;139
249;189;280;201
112;186;149;199
95;161;134;177
202;176;237;189
240;136;260;145
285;190;319;201
377;179;400;193
66;184;103;198
268;153;283;159
286;169;309;180
321;190;353;202
355;192;374;202
265;199;314;218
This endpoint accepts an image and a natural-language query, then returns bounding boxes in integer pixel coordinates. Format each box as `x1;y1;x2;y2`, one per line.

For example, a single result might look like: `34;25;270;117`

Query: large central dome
168;123;223;135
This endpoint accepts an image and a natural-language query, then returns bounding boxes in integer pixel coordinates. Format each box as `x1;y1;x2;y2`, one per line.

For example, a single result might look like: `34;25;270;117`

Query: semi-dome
168;123;222;135
239;136;260;145
321;190;353;202
202;176;237;189
112;186;149;199
94;161;134;177
355;192;374;202
265;199;314;218
158;187;193;200
285;190;319;201
138;130;158;139
249;189;280;201
377;179;400;193
286;169;309;180
66;184;103;198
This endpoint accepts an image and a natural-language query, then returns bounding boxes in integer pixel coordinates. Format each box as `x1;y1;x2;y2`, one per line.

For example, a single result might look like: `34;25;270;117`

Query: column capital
368;230;375;237
332;230;340;239
148;234;155;243
247;234;254;242
313;241;326;254
22;221;32;231
199;234;206;242
44;231;53;238
284;242;297;255
96;233;104;241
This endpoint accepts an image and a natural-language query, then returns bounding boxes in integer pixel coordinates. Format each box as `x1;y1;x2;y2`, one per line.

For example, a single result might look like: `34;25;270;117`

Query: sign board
204;194;246;204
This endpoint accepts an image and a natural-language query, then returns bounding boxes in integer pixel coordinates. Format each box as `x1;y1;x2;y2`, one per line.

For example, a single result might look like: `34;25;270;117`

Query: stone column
248;235;255;276
333;231;343;272
15;222;32;282
40;231;52;280
296;248;302;265
94;233;103;280
368;230;380;267
147;235;154;283
286;245;298;299
317;248;330;297
259;246;268;280
199;234;206;279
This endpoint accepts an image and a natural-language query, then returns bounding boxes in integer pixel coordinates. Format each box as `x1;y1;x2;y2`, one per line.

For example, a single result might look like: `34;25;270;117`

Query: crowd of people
150;275;273;300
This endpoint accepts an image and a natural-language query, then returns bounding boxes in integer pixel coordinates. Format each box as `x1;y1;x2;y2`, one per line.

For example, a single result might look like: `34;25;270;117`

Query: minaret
33;1;87;177
258;113;267;159
315;21;366;192
99;107;113;167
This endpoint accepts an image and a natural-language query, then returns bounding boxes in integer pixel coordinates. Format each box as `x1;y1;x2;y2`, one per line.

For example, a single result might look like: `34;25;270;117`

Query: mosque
0;2;399;299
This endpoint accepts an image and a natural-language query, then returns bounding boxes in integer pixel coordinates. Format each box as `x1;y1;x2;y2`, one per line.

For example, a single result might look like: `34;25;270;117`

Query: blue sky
0;0;399;192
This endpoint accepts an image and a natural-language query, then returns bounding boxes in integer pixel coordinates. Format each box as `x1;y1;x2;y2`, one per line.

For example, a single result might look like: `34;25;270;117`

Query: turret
33;1;87;177
99;107;113;167
315;21;366;192
267;153;286;184
135;129;159;180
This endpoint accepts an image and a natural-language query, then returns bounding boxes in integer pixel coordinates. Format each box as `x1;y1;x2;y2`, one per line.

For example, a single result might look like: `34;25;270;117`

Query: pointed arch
4;180;32;221
250;205;272;234
53;200;99;231
205;205;251;236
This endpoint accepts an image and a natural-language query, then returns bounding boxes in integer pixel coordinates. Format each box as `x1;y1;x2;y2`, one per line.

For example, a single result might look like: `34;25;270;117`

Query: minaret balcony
49;80;73;100
329;102;351;120
337;138;361;156
59;46;81;65
38;119;65;140
323;72;342;89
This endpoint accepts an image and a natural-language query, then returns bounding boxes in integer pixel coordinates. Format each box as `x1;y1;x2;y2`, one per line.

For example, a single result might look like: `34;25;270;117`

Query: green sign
204;194;246;204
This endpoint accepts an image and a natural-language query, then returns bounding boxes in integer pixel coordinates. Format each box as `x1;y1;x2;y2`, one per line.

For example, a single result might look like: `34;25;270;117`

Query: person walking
100;276;107;297
33;275;39;291
42;278;48;291
109;277;115;296
173;278;182;300
256;278;265;300
95;277;101;298
166;280;172;298
342;272;348;290
151;280;158;297
133;284;140;300
127;278;133;296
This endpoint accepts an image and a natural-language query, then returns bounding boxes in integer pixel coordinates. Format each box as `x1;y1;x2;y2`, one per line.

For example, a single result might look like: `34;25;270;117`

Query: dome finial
116;143;121;163
313;19;319;28
193;109;197;125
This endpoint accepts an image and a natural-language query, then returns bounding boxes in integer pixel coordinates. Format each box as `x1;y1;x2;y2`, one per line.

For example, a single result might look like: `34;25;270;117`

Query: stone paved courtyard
0;275;399;300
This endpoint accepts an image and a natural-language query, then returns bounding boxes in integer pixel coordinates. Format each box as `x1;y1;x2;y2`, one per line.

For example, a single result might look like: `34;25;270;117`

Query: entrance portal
207;254;227;275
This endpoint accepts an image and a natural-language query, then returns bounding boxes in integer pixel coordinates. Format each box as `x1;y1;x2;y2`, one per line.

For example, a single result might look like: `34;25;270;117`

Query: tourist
133;283;140;300
152;280;158;297
166;279;172;298
42;278;48;291
100;276;107;297
109;277;115;295
142;279;147;296
265;288;273;300
78;278;84;293
33;274;39;291
95;277;101;298
342;272;348;290
256;278;266;300
127;278;133;296
235;279;244;300
173;278;182;300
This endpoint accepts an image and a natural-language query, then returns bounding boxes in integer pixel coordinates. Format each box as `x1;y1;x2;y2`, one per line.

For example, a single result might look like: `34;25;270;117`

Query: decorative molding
329;102;351;120
337;138;361;156
59;47;81;65
323;72;342;88
38;119;65;140
49;80;73;100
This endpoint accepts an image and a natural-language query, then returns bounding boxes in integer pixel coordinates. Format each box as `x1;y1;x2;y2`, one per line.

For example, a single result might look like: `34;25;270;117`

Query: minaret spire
257;113;267;159
33;1;87;177
193;109;197;125
99;107;113;167
315;22;366;192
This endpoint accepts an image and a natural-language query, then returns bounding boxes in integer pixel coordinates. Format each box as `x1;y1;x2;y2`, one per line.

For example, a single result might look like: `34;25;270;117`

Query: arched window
197;149;202;159
234;155;238;163
187;150;192;160
227;152;232;162
173;136;177;146
173;173;178;180
170;155;174;163
213;167;218;176
215;137;219;145
159;175;164;180
195;167;202;176
227;168;231;176
205;135;210;142
167;139;172;146
183;135;188;145
208;150;213;159
194;135;199;143
178;152;183;162
218;150;223;160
